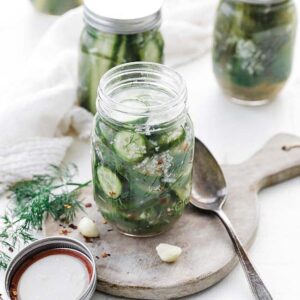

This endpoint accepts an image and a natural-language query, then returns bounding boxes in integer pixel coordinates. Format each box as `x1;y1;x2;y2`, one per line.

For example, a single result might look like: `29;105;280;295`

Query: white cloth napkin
0;0;218;187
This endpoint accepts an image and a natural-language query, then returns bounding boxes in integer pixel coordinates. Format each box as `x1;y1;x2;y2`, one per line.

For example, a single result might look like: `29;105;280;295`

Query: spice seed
101;252;111;258
69;224;78;230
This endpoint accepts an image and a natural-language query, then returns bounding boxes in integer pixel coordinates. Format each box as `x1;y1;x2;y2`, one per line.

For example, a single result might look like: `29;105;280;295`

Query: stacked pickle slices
92;105;194;236
78;29;164;114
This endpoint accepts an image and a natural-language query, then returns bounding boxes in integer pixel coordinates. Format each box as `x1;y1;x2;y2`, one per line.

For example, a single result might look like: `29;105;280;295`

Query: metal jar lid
83;0;163;34
5;236;97;300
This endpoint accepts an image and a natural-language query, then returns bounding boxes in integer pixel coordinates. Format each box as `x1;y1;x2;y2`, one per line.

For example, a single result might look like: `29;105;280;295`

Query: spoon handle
215;209;273;300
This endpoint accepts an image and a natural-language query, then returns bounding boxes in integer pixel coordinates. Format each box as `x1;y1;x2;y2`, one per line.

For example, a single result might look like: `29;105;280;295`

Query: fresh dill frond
0;164;91;271
0;250;10;270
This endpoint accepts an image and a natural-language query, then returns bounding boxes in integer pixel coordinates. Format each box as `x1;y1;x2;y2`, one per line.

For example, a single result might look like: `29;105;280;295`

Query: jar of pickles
92;63;194;237
213;0;297;105
30;0;83;15
78;0;165;114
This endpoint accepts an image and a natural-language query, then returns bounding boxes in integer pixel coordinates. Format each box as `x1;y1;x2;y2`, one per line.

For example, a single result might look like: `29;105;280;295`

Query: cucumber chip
139;32;164;63
140;38;163;62
114;131;147;163
111;98;149;125
99;122;115;143
97;166;122;199
156;127;185;150
172;163;193;188
173;181;192;204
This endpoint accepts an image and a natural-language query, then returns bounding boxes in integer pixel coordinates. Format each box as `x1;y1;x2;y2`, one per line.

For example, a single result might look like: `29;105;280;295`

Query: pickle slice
97;166;122;199
114;131;147;163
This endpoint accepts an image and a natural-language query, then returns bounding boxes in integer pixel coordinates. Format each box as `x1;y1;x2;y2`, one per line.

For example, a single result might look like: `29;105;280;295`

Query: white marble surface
1;0;300;299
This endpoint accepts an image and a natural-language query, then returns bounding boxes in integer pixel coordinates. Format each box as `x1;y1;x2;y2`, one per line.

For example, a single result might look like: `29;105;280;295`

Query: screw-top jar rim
5;237;97;299
83;0;163;34
97;62;188;132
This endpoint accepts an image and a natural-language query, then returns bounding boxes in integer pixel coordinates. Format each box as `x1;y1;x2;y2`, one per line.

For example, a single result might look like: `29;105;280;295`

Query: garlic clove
78;217;100;238
156;243;182;263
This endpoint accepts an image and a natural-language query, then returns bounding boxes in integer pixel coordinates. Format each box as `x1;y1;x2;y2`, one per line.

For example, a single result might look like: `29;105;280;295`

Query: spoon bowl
191;137;272;300
191;138;227;211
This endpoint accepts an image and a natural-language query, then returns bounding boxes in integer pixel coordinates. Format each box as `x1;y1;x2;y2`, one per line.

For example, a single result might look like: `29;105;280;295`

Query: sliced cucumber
114;35;127;64
172;163;193;187
97;166;122;199
130;176;164;203
171;139;194;166
125;35;141;61
110;98;149;125
79;50;111;114
98;122;115;144
173;181;192;204
140;32;164;63
93;139;116;170
156;126;186;151
114;131;147;163
91;33;123;60
79;34;122;114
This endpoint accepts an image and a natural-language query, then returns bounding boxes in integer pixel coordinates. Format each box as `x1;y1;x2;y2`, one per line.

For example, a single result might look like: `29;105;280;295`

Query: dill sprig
0;164;90;270
0;250;10;270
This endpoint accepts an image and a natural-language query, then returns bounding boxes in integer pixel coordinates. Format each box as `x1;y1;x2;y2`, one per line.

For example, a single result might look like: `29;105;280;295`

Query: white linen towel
0;0;218;188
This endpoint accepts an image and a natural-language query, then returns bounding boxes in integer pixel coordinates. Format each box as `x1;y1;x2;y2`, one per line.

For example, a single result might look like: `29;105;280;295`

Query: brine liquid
93;85;194;236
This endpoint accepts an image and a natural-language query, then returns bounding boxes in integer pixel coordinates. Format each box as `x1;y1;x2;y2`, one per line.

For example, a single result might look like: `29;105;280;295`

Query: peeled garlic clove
156;243;182;263
78;217;100;238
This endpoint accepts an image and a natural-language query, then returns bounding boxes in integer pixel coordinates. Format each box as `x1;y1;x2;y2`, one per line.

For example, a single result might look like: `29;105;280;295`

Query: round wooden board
44;134;300;299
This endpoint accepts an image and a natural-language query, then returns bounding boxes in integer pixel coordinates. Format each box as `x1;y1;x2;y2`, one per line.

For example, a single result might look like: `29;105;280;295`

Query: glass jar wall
78;0;164;114
213;0;297;105
92;63;194;237
30;0;83;15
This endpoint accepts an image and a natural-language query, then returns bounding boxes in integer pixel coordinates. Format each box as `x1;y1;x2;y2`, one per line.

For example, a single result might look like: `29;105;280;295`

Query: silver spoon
191;137;273;300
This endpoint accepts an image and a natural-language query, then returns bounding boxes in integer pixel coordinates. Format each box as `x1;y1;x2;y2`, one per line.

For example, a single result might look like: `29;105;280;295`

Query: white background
1;0;300;299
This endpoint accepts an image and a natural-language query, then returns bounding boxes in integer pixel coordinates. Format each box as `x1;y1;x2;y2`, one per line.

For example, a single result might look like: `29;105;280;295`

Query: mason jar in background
78;0;164;114
30;0;83;15
213;0;297;106
92;62;194;237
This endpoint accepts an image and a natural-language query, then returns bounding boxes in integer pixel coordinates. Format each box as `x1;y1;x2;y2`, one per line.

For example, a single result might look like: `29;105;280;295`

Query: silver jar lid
5;237;97;300
83;0;163;34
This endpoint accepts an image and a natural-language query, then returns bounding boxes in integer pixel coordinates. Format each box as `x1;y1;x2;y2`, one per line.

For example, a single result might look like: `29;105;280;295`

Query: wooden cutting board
44;133;300;300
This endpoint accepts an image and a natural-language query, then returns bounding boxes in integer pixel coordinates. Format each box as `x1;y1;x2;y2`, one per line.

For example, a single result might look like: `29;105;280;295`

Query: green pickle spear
79;29;164;114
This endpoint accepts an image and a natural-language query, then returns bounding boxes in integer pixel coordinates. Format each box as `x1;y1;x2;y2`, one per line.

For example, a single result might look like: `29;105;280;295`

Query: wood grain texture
43;134;300;299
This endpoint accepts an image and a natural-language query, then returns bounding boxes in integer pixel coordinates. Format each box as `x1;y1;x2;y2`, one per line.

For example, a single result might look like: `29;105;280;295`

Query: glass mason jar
30;0;83;15
213;0;297;105
92;63;194;237
78;0;164;114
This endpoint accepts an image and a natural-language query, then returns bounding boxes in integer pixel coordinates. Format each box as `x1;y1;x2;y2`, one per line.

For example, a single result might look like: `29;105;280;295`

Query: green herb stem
0;165;90;271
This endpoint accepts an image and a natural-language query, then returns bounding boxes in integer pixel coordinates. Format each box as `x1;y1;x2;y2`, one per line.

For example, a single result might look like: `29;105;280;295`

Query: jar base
117;228;167;238
229;96;274;107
